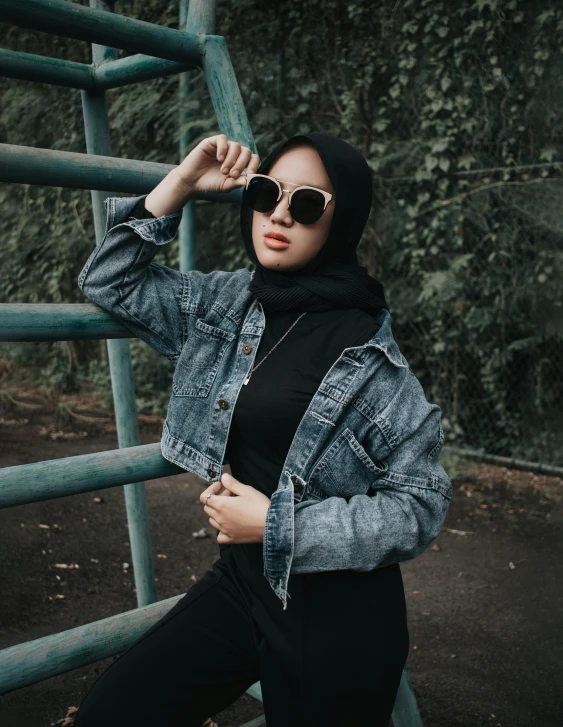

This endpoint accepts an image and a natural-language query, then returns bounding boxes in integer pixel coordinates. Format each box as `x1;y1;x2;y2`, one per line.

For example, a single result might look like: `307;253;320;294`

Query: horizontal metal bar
0;0;202;65
0;443;184;508
0;48;95;90
0;304;131;341
0;143;243;202
0;593;184;694
0;48;195;91
94;53;195;90
0;143;171;193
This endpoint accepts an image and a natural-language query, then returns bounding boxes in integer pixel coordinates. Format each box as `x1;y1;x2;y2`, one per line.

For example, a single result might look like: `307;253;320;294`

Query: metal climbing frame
0;1;423;724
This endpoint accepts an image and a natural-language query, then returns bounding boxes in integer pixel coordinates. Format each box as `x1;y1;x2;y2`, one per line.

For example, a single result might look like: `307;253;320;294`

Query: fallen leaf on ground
192;528;210;539
443;527;474;536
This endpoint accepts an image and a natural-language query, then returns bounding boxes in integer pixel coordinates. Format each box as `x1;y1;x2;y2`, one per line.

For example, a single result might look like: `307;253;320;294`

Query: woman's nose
269;193;293;225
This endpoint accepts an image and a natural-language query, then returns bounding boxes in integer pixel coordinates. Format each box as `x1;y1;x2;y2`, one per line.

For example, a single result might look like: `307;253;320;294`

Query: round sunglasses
243;173;334;224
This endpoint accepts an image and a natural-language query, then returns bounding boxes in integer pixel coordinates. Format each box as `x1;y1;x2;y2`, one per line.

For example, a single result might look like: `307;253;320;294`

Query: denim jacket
78;194;452;610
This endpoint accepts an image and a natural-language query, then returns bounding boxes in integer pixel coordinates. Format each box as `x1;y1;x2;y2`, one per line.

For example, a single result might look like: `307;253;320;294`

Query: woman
73;133;451;726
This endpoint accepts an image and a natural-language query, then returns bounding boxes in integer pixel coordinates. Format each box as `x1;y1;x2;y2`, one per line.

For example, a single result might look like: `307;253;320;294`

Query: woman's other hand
200;472;271;545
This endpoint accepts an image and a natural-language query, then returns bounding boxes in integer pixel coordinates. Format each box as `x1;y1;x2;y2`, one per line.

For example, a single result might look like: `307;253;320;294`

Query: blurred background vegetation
1;0;562;465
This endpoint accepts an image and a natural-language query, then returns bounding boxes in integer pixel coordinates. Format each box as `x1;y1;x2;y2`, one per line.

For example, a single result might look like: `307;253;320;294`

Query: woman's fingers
230;146;253;178
247;153;261;175
215;134;229;162
220;140;241;174
199;478;236;506
199;480;221;505
212;135;259;175
208;515;225;533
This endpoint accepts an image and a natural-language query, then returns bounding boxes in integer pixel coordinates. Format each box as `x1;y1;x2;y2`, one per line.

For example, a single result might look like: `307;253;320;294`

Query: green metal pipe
203;35;257;153
81;0;157;608
0;0;202;65
0;50;196;92
0;593;184;695
391;669;424;726
0;142;170;194
0;143;243;202
0;442;183;508
106;338;159;607
177;0;217;273
94;53;195;90
185;0;217;34
0;304;130;342
0;48;95;89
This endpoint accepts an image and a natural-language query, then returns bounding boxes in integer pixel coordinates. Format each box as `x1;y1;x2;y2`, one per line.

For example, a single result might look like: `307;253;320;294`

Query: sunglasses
243;173;334;224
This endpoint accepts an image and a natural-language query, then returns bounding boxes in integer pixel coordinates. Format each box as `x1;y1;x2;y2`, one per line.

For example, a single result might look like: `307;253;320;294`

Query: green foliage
1;0;562;464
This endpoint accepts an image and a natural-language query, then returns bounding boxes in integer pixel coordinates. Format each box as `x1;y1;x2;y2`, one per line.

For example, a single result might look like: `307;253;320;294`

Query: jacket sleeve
289;396;452;574
77;194;185;364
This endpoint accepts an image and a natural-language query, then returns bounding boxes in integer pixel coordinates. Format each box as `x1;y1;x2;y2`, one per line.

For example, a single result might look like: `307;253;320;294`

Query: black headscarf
240;132;388;315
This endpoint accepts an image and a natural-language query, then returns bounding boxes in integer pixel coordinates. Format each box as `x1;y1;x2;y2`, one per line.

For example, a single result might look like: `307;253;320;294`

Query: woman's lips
264;235;290;249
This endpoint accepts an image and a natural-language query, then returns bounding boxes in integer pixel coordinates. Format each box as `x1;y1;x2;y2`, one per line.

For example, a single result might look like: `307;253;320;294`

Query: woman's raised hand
176;134;260;197
144;134;259;217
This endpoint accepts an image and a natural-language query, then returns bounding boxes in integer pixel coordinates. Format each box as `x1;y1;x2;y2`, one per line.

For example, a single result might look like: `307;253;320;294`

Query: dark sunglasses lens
245;177;279;212
290;189;325;224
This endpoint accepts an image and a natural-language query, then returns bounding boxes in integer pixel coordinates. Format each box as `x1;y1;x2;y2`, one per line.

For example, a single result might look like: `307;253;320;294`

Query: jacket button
207;467;217;478
242;343;252;354
218;399;229;409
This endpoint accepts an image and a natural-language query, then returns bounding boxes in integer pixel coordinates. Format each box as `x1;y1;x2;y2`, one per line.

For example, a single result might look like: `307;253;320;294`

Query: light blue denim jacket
78;194;452;610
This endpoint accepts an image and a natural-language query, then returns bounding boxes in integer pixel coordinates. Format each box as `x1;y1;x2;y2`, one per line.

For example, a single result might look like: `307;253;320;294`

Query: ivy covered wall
1;0;562;463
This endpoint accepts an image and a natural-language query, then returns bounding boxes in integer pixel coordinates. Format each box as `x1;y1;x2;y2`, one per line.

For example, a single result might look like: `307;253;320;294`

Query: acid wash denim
78;194;453;610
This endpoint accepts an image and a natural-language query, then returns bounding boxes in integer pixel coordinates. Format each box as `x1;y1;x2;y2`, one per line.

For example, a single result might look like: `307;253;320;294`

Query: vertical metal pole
80;0;156;608
202;34;256;153
177;0;217;273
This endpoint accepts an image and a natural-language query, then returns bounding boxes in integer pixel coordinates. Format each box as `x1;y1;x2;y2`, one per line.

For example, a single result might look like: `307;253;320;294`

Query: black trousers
73;544;409;727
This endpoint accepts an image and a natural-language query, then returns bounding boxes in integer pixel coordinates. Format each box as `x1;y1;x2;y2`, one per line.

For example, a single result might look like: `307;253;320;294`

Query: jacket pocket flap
308;427;388;499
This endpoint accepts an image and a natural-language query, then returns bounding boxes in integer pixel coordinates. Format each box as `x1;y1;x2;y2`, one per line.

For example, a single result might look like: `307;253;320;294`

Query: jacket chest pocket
173;318;235;397
307;427;388;499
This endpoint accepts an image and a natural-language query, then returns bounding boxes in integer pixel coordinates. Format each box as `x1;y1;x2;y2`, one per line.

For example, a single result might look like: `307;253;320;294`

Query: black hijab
239;132;388;315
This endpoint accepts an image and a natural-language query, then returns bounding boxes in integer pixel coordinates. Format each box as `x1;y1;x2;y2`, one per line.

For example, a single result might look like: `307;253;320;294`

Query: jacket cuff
105;195;183;246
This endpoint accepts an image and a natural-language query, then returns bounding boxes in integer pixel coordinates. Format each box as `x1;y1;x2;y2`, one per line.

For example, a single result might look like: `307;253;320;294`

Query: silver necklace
243;311;308;385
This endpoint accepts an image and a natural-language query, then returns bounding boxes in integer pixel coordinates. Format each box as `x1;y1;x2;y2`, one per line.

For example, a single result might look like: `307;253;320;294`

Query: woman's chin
256;249;311;273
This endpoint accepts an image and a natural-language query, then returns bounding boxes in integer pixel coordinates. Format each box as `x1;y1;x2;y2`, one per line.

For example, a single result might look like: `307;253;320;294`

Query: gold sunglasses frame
244;173;334;216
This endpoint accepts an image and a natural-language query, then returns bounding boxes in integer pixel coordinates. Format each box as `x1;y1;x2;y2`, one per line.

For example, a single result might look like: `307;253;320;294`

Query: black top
226;308;380;497
126;198;381;497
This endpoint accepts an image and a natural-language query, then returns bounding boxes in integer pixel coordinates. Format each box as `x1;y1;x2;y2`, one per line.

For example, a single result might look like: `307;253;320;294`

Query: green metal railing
0;2;423;724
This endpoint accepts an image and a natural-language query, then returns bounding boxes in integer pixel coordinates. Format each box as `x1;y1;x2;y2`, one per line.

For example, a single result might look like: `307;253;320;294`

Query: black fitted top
127;198;381;497
225;308;380;497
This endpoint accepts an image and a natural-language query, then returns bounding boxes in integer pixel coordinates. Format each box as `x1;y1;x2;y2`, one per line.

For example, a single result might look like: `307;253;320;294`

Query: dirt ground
0;390;562;727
